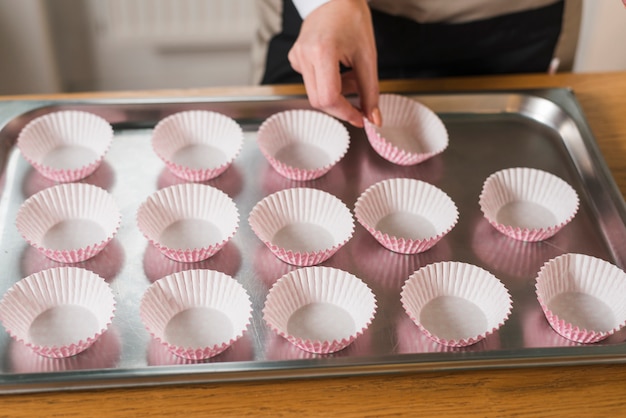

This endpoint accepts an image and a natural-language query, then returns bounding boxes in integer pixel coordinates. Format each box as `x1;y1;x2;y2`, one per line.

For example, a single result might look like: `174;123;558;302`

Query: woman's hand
288;0;382;127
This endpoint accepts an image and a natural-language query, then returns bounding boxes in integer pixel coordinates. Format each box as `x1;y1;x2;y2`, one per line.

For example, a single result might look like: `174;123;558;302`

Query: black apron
261;0;564;84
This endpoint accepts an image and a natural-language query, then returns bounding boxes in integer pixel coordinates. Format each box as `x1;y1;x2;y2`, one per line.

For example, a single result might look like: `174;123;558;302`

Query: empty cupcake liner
17;110;114;182
363;94;448;166
395;314;501;354
263;266;377;354
535;253;626;343
0;267;116;358
147;334;254;366
479;167;579;242
401;262;512;347
16;183;121;263
152;110;244;182
248;187;354;266
8;328;122;373
136;183;239;263
257;109;350;181
355;178;458;254
140;269;252;360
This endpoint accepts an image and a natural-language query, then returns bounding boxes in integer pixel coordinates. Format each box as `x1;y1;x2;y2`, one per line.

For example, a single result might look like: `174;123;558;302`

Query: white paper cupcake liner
401;262;512;347
152;110;243;182
396;314;501;354
17;110;113;182
147;334;254;366
140;269;252;360
257;109;350;181
16;183;121;263
136;183;239;263
8;328;121;373
263;266;377;354
248;187;354;266
479;167;579;241
535;253;626;343
0;267;116;358
521;304;579;348
363;94;448;166
355;178;458;254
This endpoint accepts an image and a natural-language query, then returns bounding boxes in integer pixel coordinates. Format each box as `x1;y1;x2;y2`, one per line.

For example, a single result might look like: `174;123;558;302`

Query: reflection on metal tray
0;88;625;394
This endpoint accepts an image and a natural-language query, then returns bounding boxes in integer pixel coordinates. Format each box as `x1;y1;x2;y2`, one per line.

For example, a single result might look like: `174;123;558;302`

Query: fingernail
370;107;382;126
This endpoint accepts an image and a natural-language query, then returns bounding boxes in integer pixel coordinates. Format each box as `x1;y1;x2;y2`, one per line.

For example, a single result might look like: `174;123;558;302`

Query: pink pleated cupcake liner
257;109;350;181
263;266;377;354
17;110;113;182
147;334;254;366
0;267;116;358
521;304;579;348
401;262;512;347
363;94;448;166
140;269;252;360
8;328;121;373
136;183;239;263
354;178;458;254
535;253;626;343
395;314;502;354
248;187;354;266
152;110;243;182
479;167;579;242
16;183;121;263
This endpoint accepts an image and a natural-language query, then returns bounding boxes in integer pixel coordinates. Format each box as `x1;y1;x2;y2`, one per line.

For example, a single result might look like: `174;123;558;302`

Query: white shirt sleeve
292;0;331;19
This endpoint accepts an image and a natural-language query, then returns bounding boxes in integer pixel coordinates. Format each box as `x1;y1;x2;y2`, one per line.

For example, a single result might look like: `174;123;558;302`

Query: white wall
573;0;626;72
1;0;626;96
0;0;60;94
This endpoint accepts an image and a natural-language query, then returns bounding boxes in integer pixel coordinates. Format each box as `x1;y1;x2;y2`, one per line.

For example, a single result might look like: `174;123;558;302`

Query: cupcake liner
16;183;121;263
401;262;512;347
8;327;121;373
21;238;124;283
257;109;350;181
140;269;252;360
521;303;579;348
136;183;239;263
248;187;354;266
263;266;377;354
147;334;254;366
0;267;116;358
535;253;626;343
479;167;579;241
142;241;241;283
263;318;373;360
152;110;243;182
354;178;458;254
17;110;113;182
396;314;501;354
363;94;448;166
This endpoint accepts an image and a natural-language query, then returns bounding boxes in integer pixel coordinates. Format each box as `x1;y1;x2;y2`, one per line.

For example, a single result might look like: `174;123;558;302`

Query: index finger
311;56;365;127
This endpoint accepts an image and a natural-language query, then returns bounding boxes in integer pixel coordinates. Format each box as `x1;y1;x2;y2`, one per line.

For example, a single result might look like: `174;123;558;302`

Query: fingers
286;0;379;128
312;57;365;127
352;22;381;126
291;48;365;127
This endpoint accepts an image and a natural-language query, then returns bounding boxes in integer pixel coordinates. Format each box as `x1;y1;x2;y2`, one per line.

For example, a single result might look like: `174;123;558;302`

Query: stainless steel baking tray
1;88;626;394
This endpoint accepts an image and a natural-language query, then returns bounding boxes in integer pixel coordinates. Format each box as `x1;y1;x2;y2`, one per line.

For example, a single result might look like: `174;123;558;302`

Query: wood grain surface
2;72;626;417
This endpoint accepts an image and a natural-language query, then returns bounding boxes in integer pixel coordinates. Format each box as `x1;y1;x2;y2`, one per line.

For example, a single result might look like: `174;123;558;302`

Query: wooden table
2;72;626;417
